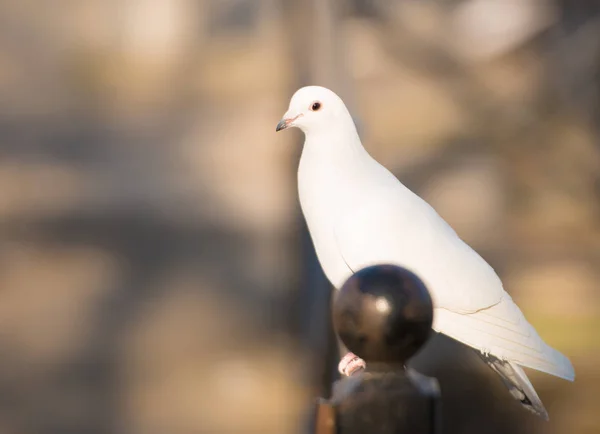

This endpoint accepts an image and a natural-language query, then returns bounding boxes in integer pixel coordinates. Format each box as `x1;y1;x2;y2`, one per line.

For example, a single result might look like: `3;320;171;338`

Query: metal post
315;265;442;434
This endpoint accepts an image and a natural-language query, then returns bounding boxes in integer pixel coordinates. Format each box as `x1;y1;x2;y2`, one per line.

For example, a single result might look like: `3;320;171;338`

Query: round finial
332;264;433;365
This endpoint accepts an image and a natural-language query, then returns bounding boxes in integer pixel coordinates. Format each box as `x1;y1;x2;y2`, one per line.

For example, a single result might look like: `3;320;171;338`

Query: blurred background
0;0;599;433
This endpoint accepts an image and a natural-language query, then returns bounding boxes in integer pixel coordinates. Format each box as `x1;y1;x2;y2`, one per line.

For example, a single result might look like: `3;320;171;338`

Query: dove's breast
296;146;379;288
297;166;355;287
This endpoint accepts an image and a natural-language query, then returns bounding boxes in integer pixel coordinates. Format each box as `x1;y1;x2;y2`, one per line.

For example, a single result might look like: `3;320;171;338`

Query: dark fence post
314;264;442;434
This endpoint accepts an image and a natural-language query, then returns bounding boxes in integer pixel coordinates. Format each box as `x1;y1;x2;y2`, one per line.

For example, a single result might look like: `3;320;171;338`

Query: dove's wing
334;191;574;381
333;190;503;313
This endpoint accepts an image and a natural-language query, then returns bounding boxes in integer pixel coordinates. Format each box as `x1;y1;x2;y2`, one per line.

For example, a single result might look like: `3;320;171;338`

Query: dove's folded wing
333;192;503;314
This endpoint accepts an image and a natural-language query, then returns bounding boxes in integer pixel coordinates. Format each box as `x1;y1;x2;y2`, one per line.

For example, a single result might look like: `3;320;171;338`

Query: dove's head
276;86;354;135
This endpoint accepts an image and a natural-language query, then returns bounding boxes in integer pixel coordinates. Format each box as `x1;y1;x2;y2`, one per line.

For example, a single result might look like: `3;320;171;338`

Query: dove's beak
275;113;302;132
275;119;288;132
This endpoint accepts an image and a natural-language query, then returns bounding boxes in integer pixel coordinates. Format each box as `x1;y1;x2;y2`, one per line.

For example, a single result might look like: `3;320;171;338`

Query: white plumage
277;85;574;419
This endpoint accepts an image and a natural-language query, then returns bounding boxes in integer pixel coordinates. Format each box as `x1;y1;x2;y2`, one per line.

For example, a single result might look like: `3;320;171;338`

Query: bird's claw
338;352;366;376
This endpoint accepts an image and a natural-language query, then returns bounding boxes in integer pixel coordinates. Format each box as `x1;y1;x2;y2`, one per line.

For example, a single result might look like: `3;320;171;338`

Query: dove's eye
310;101;322;111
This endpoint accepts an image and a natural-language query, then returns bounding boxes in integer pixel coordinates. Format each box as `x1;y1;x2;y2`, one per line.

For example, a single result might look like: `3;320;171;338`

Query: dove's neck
297;125;376;219
301;124;367;165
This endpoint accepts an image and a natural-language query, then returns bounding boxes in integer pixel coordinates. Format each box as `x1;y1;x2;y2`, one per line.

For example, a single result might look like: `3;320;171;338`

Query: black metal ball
332;265;434;365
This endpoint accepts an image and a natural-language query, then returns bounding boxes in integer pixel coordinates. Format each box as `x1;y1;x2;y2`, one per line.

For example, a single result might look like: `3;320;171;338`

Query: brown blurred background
0;0;599;433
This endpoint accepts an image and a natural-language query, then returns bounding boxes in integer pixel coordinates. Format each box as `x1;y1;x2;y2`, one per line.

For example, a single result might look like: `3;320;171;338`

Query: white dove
276;85;574;420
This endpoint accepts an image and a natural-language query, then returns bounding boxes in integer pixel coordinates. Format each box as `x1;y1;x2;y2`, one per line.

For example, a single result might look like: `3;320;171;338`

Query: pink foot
338;352;366;376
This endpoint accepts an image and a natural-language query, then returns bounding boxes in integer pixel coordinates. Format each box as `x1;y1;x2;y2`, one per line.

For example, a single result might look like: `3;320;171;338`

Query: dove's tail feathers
434;300;575;382
480;353;549;420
